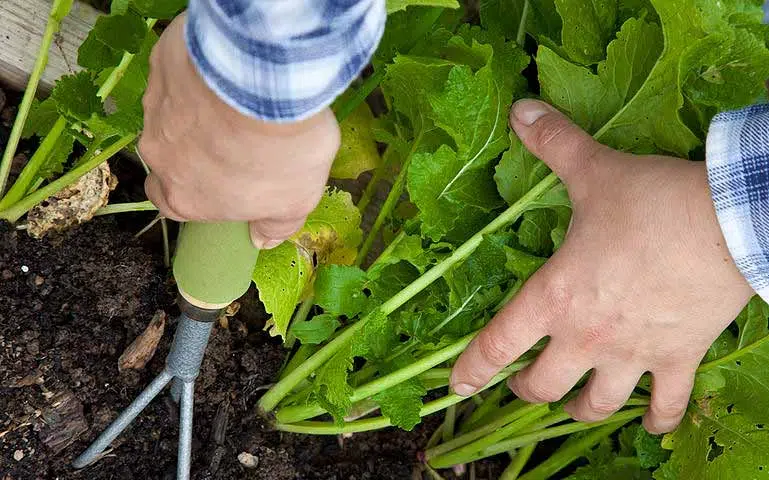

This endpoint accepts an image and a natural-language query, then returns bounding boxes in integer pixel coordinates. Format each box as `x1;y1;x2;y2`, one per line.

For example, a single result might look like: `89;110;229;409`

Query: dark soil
0;93;506;480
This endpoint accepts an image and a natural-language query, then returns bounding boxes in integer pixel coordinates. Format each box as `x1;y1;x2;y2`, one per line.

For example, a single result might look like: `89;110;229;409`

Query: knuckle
164;188;192;219
541;273;573;315
476;333;513;368
584;397;621;418
651;400;686;419
517;381;563;403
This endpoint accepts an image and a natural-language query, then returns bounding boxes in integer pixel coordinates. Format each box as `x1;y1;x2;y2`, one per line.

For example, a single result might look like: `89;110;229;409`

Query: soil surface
0;91;506;480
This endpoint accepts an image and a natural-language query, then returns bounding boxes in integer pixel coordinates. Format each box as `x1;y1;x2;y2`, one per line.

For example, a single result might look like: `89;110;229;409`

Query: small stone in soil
13;449;24;461
238;452;259;469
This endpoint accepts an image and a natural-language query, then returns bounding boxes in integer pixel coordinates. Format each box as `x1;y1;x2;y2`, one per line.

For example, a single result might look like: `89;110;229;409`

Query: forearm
184;0;386;123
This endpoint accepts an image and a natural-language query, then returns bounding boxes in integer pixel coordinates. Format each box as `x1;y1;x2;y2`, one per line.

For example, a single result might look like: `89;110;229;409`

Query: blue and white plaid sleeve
185;0;386;123
707;104;769;300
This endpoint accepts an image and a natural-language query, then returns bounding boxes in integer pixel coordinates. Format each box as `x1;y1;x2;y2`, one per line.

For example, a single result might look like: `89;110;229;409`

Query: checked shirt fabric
186;0;386;123
707;104;769;301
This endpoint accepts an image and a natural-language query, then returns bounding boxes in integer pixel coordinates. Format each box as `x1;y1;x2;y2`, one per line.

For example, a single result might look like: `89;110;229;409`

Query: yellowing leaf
330;102;381;180
294;188;363;265
252;242;313;339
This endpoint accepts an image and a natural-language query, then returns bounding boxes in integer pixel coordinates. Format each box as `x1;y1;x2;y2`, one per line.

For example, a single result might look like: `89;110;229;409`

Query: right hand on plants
138;14;341;249
450;99;754;434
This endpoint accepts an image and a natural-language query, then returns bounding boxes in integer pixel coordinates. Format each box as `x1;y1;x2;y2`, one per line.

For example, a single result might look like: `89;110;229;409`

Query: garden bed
0;82;499;480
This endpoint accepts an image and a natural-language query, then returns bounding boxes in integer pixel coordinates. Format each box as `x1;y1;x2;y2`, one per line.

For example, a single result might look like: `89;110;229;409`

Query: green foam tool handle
173;222;260;308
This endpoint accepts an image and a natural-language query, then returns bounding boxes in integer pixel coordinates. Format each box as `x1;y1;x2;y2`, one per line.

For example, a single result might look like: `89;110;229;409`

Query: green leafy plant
254;1;769;479
5;0;769;478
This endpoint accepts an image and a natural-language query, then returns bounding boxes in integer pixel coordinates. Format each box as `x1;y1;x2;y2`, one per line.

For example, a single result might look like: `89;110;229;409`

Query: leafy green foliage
331;99;381;180
294;188;363;265
290;314;341;345
22;99;59;139
78;12;147;70
314;265;369;318
386;0;460;14
50;72;103;123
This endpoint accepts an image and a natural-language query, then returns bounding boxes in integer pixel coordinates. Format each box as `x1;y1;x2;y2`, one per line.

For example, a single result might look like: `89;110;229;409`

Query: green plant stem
442;404;457;443
516;0;530;46
355;132;424;266
259;172;560;413
0;135;136;223
276;366;516;435
429;407;646;469
335;69;386;123
425;402;549;461
95;200;157;216
0;117;68;210
697;332;769;373
0;0;71;197
517;423;623;480
357;165;387;214
461;385;512;434
501;443;536;480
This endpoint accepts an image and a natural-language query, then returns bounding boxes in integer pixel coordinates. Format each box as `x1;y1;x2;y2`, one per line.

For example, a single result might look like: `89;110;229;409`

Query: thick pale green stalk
0;0;72;196
275;366;516;434
429;408;646;469
0;135;136;222
697;333;769;373
95;200;157;216
425;403;549;461
259;172;560;412
517;423;624;480
460;386;513;434
516;0;530;46
442;404;457;443
501;443;536;480
335;69;386;123
0;117;67;210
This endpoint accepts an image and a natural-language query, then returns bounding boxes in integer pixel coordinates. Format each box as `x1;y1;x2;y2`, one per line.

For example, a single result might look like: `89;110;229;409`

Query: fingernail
512;100;551;126
452;383;478;397
253;238;283;250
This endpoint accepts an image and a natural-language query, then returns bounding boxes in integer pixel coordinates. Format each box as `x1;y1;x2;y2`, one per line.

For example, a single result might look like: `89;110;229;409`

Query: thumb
510;99;607;185
249;217;307;250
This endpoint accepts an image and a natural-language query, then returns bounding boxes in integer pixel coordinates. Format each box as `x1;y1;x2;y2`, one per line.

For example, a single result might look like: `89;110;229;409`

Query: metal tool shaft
73;311;216;478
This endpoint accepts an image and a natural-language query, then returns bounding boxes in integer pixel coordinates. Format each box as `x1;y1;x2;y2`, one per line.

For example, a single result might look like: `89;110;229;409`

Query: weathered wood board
0;0;99;92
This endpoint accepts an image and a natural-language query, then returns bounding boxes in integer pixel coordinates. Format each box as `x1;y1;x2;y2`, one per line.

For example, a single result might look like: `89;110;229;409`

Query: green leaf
128;0;187;19
735;297;769;348
480;0;562;43
110;0;130;14
409;64;510;241
38;132;75;179
386;0;459;14
505;246;547;281
313;344;354;424
373;372;426;430
293;188;363;265
252;242;313;339
634;427;669;469
495;132;551;206
331;100;381;180
51;72;104;123
290;314;341;345
518;209;557;256
314;265;369;318
680;28;769;111
555;0;618;65
22;99;59;139
78;33;122;71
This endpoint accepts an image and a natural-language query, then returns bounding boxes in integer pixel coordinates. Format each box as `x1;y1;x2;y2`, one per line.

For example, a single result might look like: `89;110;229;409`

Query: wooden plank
0;0;100;93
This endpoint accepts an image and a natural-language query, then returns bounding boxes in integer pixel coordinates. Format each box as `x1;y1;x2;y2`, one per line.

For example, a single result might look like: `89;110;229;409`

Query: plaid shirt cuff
185;0;386;123
706;104;769;300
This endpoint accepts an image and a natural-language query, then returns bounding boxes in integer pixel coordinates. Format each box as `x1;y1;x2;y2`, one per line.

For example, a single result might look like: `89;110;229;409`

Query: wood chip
237;452;259;469
118;310;166;372
39;389;88;454
10;369;43;388
26;162;117;238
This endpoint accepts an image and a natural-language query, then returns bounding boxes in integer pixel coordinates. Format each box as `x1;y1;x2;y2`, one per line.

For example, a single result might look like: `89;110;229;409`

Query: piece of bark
38;389;88;454
118;310;166;372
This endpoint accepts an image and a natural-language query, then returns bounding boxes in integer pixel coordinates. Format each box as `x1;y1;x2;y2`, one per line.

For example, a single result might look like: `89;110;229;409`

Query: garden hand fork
73;222;260;480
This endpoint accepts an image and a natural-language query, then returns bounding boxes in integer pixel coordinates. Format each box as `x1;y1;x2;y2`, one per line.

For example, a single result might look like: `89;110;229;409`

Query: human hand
138;14;340;249
450;99;754;434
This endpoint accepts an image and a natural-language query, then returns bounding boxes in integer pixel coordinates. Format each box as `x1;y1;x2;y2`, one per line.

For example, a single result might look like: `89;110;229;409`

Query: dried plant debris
118;310;166;372
26;162;117;238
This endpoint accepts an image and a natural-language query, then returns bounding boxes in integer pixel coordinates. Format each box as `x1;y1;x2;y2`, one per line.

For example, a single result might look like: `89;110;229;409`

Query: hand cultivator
72;223;259;480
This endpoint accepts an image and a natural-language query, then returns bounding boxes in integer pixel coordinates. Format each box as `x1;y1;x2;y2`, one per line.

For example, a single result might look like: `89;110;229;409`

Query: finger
509;99;609;187
249;217;307;250
643;368;695;434
507;339;591;404
450;276;551;396
564;367;643;423
144;173;187;222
